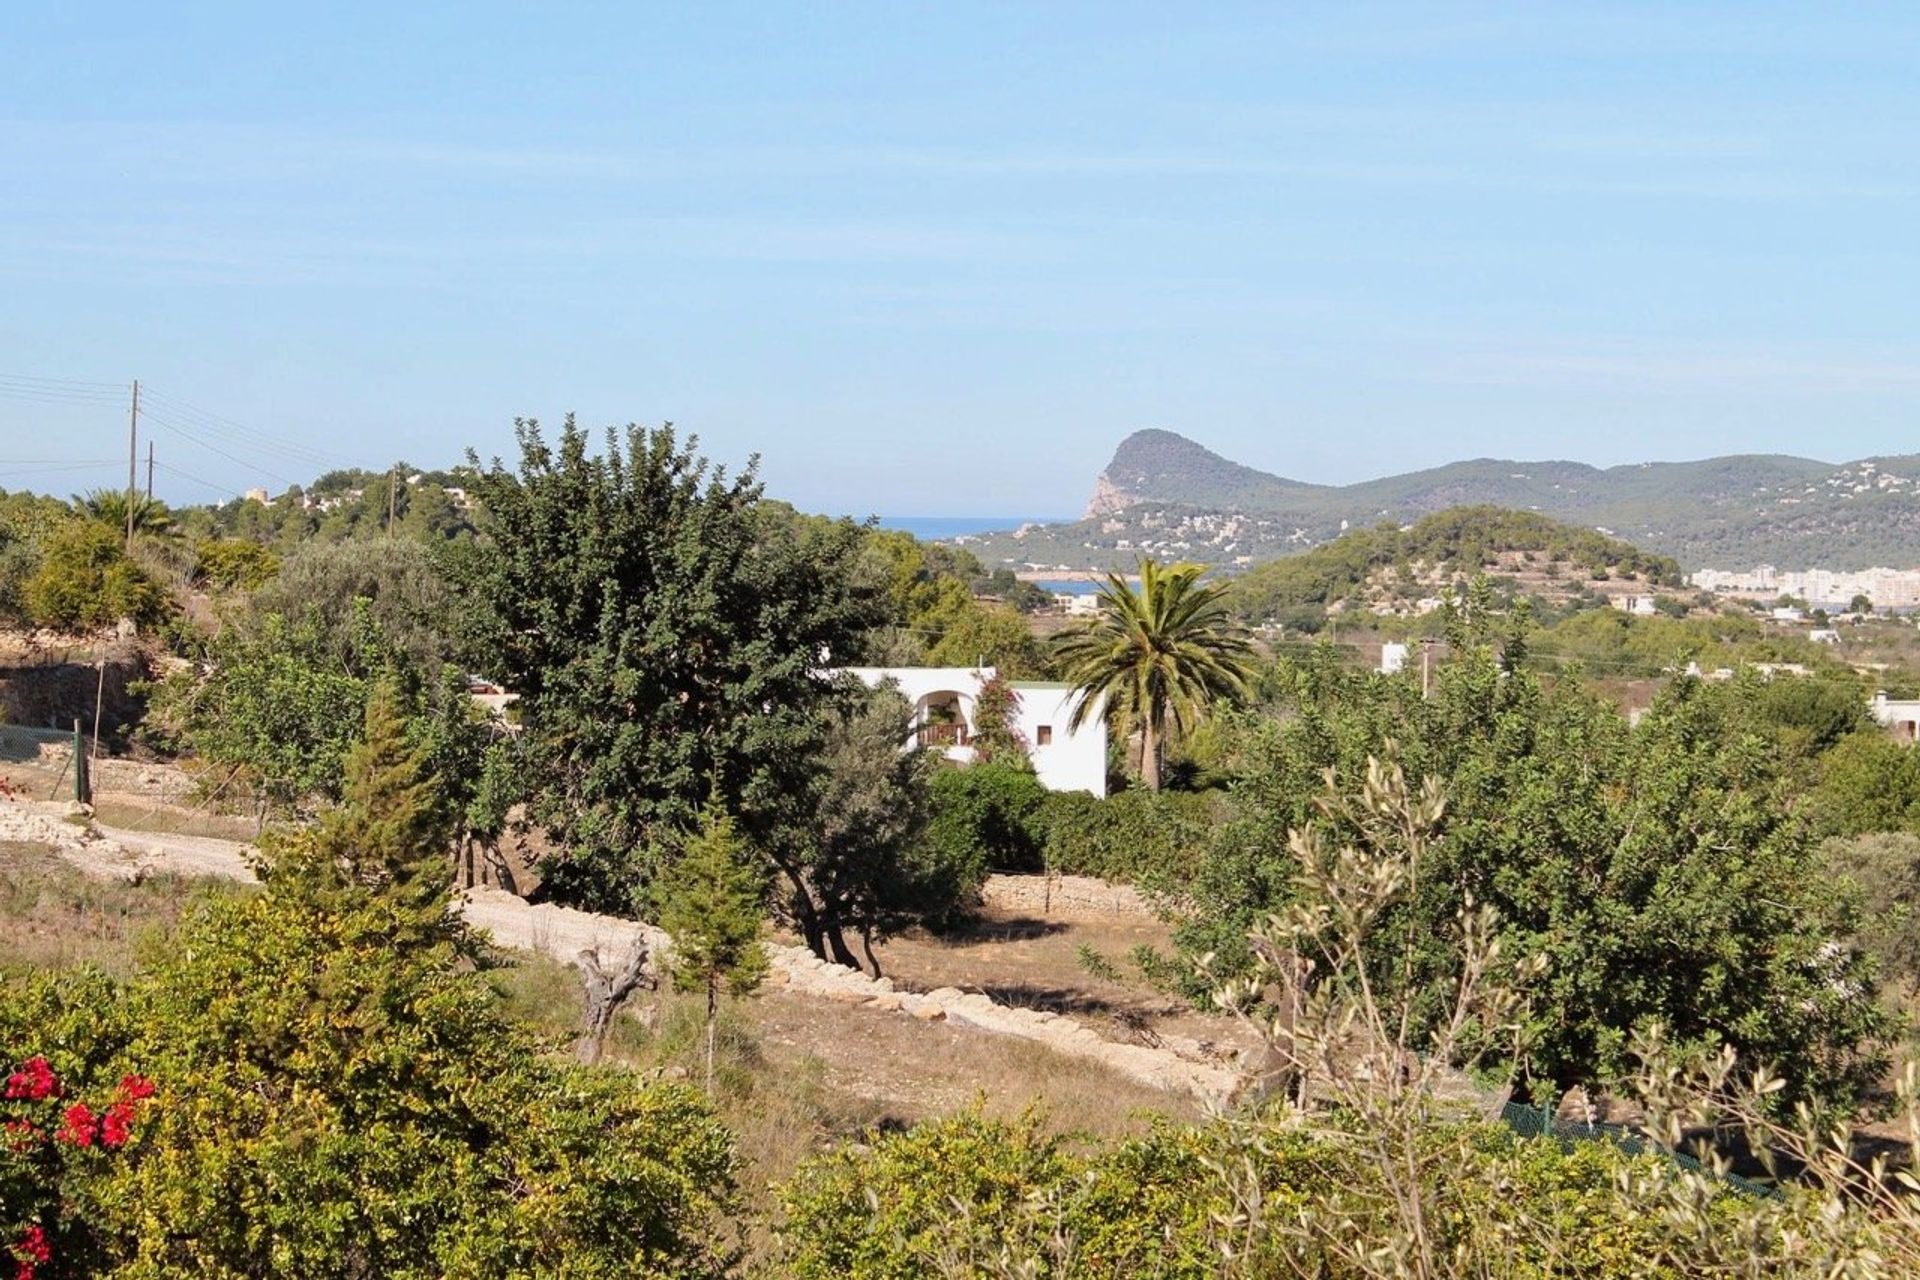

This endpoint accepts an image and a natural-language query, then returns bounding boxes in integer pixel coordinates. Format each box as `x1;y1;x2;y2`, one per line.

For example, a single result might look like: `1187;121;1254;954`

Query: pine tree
261;675;456;948
657;801;768;1091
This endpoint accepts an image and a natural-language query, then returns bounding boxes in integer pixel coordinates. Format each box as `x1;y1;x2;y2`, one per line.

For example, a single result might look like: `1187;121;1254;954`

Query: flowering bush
0;1051;153;1280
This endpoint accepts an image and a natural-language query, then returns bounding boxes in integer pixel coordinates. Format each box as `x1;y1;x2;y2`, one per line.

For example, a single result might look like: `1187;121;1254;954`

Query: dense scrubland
4;420;1920;1276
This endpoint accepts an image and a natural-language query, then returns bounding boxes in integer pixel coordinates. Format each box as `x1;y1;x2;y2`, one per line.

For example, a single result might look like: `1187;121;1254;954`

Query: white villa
1872;690;1920;743
840;666;1108;796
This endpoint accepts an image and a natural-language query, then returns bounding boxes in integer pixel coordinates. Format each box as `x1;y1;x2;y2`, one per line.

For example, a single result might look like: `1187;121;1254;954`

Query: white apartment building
1691;565;1920;609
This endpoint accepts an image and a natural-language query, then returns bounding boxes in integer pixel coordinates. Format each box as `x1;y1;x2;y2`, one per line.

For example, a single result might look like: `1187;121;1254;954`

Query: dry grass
89;797;262;842
488;946;1198;1265
0;840;244;977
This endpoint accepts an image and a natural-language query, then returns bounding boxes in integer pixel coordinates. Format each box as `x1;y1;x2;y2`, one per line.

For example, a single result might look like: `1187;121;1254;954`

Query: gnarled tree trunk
575;942;653;1065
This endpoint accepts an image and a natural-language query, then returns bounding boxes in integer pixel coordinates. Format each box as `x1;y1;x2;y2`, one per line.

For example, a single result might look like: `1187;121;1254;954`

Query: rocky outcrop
1083;471;1136;519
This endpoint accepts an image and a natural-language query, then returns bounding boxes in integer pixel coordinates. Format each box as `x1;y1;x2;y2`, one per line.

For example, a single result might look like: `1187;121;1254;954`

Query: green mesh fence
1500;1101;1781;1200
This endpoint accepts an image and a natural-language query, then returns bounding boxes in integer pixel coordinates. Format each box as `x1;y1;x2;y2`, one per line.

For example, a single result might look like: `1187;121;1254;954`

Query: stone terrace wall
981;872;1150;918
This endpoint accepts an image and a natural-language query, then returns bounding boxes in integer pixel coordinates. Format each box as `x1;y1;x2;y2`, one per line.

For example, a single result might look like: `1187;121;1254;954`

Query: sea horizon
871;515;1070;540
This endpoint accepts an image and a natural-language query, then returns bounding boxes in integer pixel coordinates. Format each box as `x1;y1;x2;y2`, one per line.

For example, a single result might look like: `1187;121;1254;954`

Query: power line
135;401;301;489
1;370;353;494
152;459;246;500
0;382;127;407
0;461;123;481
140;386;349;468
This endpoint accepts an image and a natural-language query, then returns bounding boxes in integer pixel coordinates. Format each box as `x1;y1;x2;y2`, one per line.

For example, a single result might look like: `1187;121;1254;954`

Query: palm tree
71;489;174;538
1056;558;1256;791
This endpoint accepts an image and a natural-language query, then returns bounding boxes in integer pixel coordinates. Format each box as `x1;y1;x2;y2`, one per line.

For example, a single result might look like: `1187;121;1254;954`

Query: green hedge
1037;788;1216;883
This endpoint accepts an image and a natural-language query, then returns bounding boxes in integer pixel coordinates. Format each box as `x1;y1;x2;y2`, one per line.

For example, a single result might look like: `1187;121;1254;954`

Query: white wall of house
840;666;1108;796
1872;690;1920;743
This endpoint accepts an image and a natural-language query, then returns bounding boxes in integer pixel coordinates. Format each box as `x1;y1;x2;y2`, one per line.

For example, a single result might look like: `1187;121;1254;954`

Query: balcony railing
916;722;969;749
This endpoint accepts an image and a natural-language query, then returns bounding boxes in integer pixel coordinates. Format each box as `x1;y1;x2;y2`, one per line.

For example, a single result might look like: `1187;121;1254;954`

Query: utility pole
387;461;398;536
145;441;154;501
124;380;140;548
1420;637;1435;700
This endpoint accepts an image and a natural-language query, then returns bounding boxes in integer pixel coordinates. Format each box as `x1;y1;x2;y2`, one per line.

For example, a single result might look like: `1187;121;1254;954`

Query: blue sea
874;515;1066;540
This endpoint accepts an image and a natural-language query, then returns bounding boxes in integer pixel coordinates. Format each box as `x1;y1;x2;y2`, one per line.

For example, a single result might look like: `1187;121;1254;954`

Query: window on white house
1036;725;1053;746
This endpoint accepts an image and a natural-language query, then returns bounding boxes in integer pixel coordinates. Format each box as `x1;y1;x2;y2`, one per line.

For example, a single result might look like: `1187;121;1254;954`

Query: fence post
72;717;89;805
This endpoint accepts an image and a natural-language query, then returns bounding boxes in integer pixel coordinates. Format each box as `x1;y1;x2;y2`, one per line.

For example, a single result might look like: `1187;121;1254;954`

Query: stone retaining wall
10;795;1241;1105
981;872;1151;917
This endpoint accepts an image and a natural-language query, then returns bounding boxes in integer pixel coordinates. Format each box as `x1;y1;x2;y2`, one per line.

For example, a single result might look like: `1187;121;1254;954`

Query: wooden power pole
145;441;154;501
124;379;140;547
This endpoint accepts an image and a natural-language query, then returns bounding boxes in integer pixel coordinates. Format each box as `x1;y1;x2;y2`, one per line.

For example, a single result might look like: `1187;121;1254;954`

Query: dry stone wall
7;795;1243;1105
980;872;1151;917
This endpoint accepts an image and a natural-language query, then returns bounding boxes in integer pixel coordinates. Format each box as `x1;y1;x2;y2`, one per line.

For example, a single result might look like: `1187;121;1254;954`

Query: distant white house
1379;641;1409;675
1872;690;1920;743
1771;605;1806;623
1053;592;1101;617
840;666;1107;796
1610;595;1658;617
1809;628;1842;646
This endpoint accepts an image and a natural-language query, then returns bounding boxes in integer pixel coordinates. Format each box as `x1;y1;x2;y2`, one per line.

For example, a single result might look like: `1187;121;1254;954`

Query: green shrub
21;519;167;632
774;1110;1789;1279
192;536;280;591
0;889;741;1278
923;762;1049;873
1037;788;1215;883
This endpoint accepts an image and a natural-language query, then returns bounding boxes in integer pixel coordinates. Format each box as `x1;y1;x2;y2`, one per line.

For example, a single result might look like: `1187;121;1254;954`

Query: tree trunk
859;922;882;979
818;902;860;969
767;853;827;957
575;941;653;1065
1141;714;1161;791
704;974;718;1094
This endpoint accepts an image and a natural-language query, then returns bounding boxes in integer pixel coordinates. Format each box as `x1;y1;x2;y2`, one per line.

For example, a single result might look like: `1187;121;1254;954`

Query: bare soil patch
853;904;1248;1056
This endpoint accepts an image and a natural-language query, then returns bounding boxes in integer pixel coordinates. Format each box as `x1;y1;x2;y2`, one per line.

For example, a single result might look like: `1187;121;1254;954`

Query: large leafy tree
763;683;975;973
1055;558;1256;790
1168;606;1893;1109
457;419;887;914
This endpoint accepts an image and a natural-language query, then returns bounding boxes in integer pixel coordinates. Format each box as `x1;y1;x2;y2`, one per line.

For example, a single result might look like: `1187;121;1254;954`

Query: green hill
954;431;1920;571
1223;506;1681;623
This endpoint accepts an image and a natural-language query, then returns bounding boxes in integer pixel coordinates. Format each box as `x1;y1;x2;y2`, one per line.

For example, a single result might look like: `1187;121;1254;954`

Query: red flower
115;1074;155;1103
99;1101;135;1149
4;1058;57;1103
55;1103;96;1148
13;1224;51;1279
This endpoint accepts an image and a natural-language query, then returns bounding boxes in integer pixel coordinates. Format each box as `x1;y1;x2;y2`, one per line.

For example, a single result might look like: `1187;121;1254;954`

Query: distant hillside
1223;506;1682;624
954;430;1920;571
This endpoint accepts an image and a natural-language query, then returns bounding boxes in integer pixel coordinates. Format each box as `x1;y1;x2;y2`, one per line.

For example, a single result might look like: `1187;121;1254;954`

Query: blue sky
3;4;1919;516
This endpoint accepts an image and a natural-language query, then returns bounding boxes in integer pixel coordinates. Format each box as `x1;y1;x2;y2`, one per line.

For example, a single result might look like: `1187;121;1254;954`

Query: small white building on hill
1872;690;1920;743
840;666;1108;796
